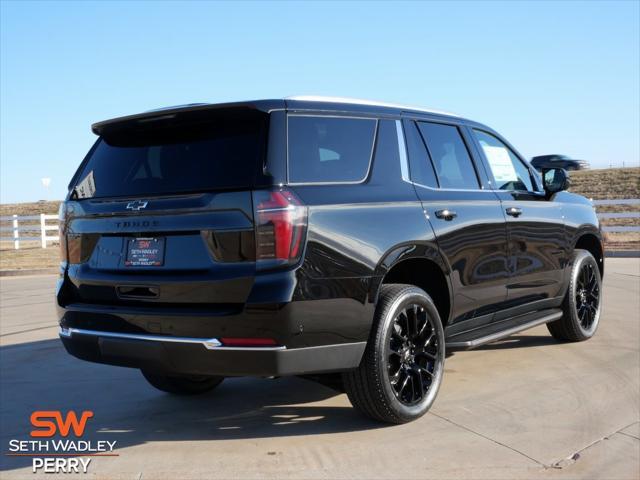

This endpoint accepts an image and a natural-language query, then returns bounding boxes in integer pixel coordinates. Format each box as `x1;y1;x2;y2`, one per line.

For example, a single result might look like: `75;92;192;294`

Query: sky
1;0;639;203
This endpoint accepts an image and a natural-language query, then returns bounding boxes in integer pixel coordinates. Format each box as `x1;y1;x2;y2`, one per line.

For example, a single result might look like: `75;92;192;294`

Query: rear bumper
59;327;366;377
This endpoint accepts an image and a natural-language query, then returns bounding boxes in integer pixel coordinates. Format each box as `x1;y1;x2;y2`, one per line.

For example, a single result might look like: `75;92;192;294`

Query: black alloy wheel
388;304;440;405
547;249;602;342
343;284;445;424
575;261;600;331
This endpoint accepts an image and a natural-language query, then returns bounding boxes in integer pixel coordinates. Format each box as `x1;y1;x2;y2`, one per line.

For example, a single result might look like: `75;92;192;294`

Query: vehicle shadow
0;339;382;473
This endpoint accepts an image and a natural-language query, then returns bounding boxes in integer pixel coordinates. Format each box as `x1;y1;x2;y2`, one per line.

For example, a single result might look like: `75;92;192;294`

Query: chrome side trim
58;327;286;351
447;311;563;350
396;120;410;182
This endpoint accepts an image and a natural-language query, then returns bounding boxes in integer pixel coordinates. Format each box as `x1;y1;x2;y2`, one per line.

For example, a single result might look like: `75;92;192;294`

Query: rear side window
288;116;377;184
404;121;438;188
72;111;267;199
417;122;479;189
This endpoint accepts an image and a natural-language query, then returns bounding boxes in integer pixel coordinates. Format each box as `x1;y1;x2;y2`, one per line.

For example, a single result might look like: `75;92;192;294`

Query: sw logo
30;410;94;437
5;410;117;473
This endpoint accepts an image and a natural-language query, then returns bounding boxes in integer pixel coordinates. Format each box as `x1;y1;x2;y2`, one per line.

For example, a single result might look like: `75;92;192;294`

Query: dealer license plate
125;237;165;267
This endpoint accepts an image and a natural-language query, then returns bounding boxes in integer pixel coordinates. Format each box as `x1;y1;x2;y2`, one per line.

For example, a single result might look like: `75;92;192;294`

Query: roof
92;96;462;135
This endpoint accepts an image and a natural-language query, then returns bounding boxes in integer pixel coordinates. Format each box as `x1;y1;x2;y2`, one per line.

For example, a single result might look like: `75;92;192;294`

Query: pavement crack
550;421;640;469
429;412;546;468
618;430;640;440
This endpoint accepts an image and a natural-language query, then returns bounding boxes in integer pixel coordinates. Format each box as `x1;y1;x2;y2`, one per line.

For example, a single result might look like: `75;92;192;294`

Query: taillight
58;201;97;264
67;234;99;264
67;234;82;264
58;202;68;263
253;188;307;270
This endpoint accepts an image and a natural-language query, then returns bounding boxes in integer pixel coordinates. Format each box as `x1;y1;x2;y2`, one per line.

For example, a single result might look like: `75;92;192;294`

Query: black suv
57;97;604;424
531;154;590;171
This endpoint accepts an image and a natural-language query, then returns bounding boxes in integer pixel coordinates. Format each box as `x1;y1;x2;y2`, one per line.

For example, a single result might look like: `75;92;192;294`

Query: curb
0;268;58;277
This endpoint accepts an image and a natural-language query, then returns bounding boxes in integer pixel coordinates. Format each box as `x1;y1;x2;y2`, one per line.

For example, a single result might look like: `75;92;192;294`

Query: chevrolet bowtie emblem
125;200;148;211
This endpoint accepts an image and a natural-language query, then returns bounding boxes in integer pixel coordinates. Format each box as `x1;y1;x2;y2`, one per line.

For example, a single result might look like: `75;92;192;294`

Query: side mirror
543;168;571;195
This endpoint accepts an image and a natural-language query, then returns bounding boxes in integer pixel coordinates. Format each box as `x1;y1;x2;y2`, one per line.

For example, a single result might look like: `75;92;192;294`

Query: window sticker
481;145;517;183
75;170;96;198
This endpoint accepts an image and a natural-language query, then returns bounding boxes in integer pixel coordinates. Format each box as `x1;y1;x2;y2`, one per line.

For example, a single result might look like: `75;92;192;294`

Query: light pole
41;177;51;201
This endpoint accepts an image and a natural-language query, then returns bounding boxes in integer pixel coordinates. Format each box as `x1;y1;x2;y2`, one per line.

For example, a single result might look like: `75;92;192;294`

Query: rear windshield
72;110;268;199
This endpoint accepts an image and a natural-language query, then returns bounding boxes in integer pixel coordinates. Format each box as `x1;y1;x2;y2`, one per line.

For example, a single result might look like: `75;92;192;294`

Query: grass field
0;200;60;217
569;167;640;200
1;168;638;271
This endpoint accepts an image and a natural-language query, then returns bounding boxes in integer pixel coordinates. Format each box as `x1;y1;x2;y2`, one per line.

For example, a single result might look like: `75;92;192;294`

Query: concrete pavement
1;260;638;479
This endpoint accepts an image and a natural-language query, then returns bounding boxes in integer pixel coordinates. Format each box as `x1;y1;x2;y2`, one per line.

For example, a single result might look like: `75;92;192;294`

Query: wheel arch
370;243;453;326
574;230;604;277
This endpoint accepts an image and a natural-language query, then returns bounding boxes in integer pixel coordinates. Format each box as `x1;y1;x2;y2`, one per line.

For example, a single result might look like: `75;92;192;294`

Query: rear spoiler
91;100;285;137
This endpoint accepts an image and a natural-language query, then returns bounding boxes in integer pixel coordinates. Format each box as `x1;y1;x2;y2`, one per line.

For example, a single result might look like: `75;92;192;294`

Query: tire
343;284;445;424
547;249;602;342
141;370;224;395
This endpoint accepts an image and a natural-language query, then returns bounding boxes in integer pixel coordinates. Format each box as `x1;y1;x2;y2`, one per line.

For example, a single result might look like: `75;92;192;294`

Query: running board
447;310;563;350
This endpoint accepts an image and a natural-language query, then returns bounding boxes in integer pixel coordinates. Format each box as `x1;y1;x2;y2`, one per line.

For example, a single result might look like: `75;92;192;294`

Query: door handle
435;209;457;221
506;207;523;217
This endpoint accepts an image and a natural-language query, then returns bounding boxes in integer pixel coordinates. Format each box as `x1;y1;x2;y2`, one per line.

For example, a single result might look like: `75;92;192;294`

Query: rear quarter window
287;116;377;184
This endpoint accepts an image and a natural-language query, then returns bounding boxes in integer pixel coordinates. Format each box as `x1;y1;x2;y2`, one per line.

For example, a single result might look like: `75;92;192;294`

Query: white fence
593;199;640;232
0;214;59;249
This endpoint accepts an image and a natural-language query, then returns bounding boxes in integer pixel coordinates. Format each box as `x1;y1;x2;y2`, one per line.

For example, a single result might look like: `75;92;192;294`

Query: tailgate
62;192;256;305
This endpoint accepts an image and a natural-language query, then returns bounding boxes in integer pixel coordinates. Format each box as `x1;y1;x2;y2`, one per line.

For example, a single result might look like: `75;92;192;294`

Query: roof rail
285;95;459;117
144;103;211;113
